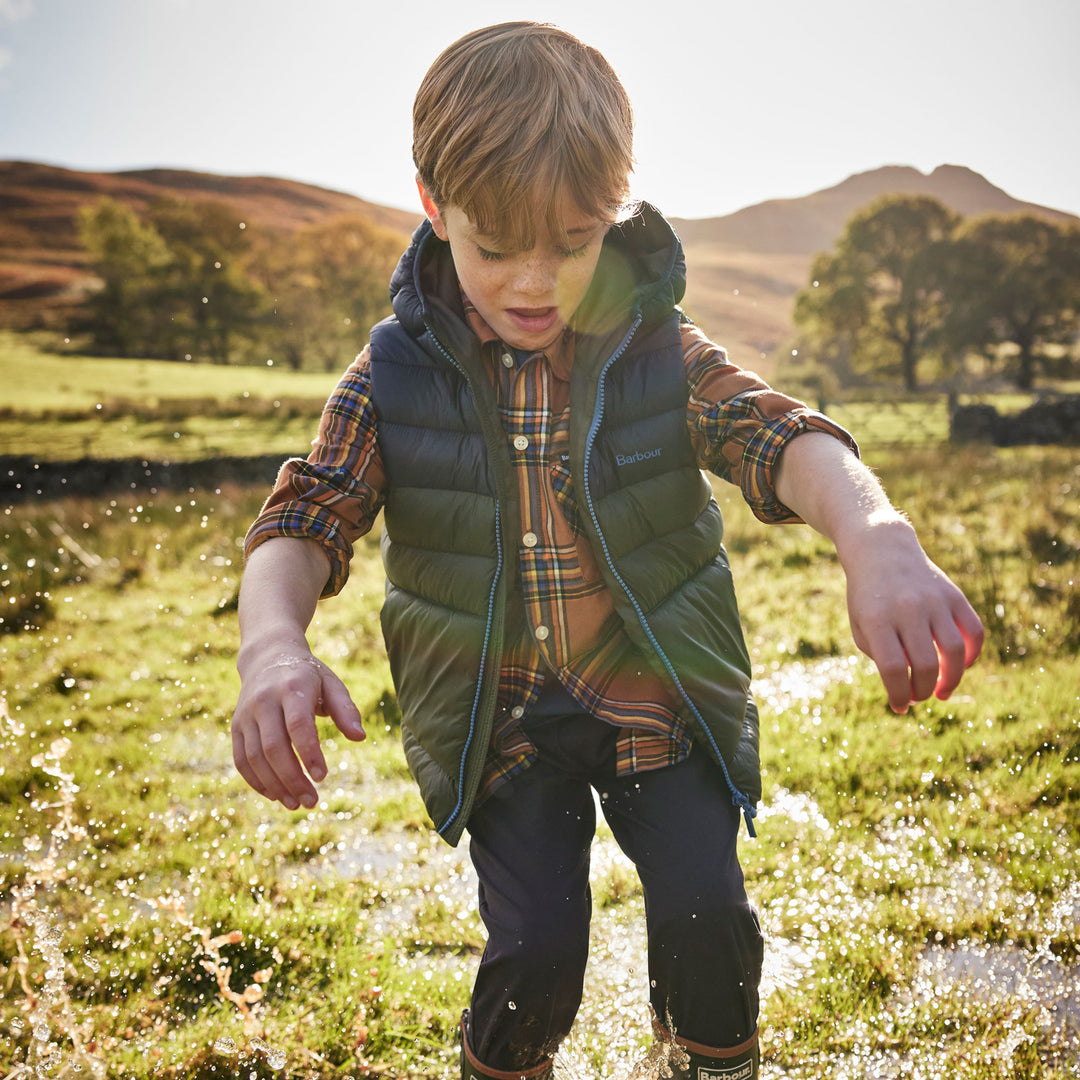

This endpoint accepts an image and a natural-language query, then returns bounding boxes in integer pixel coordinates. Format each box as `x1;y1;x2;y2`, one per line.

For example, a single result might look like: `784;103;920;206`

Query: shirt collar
461;291;575;379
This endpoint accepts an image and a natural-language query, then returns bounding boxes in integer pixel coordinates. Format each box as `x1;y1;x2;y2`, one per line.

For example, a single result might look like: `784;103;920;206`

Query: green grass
5;334;1075;463
0;332;343;461
0;332;341;413
1;402;1078;1075
0;410;322;462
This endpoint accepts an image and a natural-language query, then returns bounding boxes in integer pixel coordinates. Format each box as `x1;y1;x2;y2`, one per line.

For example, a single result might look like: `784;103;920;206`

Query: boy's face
420;183;608;352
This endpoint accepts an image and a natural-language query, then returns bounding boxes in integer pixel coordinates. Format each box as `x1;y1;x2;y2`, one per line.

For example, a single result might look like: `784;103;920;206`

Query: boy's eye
475;240;591;262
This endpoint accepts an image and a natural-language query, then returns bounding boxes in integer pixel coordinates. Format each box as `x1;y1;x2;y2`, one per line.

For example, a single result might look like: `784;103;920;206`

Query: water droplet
84;955;100;973
507;1001;517;1010
214;1036;238;1055
266;1048;287;1069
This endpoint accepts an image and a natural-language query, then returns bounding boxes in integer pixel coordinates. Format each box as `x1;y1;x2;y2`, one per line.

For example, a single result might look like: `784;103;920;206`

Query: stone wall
950;396;1080;445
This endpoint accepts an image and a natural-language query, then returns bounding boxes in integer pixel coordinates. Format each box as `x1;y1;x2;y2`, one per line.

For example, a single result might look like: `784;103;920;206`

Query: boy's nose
513;255;557;297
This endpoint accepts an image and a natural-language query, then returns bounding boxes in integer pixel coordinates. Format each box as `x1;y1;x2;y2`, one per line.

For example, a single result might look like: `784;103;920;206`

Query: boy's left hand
840;519;984;713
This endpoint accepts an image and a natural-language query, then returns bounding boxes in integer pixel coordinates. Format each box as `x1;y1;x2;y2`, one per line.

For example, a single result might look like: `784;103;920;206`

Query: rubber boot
650;1013;759;1080
459;1011;554;1080
673;1036;758;1080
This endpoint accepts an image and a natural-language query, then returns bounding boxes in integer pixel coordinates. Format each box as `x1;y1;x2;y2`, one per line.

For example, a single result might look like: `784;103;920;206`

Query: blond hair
412;22;635;249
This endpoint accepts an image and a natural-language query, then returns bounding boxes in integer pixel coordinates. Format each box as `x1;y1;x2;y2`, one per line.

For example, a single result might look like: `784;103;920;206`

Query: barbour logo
698;1062;754;1080
615;447;662;466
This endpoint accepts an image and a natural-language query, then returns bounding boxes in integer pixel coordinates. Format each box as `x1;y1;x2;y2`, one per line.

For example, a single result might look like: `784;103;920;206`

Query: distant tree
947;215;1080;390
147;198;267;364
792;249;870;388
78;197;407;368
77;199;171;357
258;215;403;370
794;195;959;390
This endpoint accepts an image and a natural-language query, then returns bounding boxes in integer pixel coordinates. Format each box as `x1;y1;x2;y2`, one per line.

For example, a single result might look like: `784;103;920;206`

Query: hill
668;164;1078;370
1;160;1074;373
0;161;421;328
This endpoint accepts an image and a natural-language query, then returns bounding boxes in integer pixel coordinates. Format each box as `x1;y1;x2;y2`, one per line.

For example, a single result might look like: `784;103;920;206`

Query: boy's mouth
505;307;559;334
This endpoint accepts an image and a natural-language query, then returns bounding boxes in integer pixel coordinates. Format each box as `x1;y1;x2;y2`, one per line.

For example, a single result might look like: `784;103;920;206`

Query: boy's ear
416;176;449;241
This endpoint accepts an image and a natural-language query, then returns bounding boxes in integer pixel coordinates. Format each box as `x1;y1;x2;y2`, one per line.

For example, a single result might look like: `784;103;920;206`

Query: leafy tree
794;195;959;390
792;249;870;388
947;215;1080;390
147;198;267;364
77;197;406;368
257;215;403;370
77;199;171;357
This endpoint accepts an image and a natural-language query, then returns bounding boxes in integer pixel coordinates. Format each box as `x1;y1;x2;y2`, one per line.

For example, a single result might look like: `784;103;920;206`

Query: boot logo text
698;1062;754;1080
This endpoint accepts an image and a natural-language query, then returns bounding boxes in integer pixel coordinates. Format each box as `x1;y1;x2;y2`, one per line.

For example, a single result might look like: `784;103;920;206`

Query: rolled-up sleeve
244;347;386;595
683;324;858;523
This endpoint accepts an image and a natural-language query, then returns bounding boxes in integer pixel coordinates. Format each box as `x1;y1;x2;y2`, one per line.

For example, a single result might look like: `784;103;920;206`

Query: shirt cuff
741;409;859;524
244;502;354;597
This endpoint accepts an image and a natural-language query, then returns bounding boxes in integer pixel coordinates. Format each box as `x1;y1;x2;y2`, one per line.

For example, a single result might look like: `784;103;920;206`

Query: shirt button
522;531;538;548
510;705;525;719
534;625;550;641
513;434;529;451
501;351;514;369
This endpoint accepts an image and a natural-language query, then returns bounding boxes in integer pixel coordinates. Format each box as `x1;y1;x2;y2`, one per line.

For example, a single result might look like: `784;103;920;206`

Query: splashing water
1;696;291;1078
2;648;1077;1079
4;704;106;1080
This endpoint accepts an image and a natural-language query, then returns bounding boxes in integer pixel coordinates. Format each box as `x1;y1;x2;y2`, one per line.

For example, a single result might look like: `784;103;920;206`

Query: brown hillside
669;164;1075;256
669;164;1078;372
0;161;421;329
1;160;1074;373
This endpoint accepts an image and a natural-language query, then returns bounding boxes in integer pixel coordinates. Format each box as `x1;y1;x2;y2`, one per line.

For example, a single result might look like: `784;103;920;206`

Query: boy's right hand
231;651;365;811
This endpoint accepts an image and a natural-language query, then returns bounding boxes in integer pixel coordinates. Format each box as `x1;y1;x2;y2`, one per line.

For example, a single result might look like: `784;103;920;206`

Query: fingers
232;659;364;811
957;600;986;667
863;631;918;714
858;596;984;714
233;697;320;811
318;671;366;742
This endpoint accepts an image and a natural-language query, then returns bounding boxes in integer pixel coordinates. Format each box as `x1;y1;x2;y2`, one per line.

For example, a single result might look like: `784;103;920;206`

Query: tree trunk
901;336;919;392
1016;343;1035;391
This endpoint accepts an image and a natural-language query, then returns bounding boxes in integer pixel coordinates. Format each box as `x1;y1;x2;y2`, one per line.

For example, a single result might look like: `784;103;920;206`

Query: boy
231;22;983;1080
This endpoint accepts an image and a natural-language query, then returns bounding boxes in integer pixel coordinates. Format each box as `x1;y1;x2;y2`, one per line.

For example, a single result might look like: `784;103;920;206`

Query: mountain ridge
668;163;1076;366
669;163;1076;256
1;160;1074;370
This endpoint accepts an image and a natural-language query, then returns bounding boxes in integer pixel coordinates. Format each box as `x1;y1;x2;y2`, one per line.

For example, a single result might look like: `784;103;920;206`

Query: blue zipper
424;323;504;839
581;313;758;838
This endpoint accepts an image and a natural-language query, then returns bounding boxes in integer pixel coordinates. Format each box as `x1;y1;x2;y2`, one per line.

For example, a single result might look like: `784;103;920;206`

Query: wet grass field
1;353;1078;1077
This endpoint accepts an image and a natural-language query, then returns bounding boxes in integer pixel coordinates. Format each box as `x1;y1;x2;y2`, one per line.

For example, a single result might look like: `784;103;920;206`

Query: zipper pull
735;794;758;838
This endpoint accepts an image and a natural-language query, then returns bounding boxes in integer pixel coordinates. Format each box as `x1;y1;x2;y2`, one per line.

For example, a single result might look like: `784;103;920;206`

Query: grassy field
1;347;1078;1077
2;335;1072;463
0;333;342;413
0;334;335;463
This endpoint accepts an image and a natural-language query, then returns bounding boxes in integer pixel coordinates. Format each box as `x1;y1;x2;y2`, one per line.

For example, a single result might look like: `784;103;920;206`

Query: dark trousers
465;704;763;1071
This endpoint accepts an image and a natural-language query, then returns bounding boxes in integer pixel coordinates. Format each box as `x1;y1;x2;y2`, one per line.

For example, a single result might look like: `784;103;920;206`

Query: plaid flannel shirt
246;309;857;801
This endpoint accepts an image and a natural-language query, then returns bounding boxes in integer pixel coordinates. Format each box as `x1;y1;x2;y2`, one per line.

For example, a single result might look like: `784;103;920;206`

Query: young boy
231;22;983;1080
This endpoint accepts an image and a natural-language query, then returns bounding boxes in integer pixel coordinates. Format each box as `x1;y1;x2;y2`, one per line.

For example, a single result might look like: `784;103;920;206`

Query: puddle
4;668;1078;1078
752;654;866;714
915;938;1080;1040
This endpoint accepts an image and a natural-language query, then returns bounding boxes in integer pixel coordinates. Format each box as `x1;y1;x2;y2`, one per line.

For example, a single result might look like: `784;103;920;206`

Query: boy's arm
773;432;984;713
232;536;366;810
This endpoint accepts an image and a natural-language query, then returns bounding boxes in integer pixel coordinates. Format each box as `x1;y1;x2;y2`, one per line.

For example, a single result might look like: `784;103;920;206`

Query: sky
1;0;1078;222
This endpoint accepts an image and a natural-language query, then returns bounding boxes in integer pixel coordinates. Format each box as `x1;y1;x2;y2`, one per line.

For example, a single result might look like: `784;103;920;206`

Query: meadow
1;343;1078;1079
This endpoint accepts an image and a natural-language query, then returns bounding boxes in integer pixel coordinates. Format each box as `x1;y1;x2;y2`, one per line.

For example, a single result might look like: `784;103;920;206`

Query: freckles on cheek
554;261;598;315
